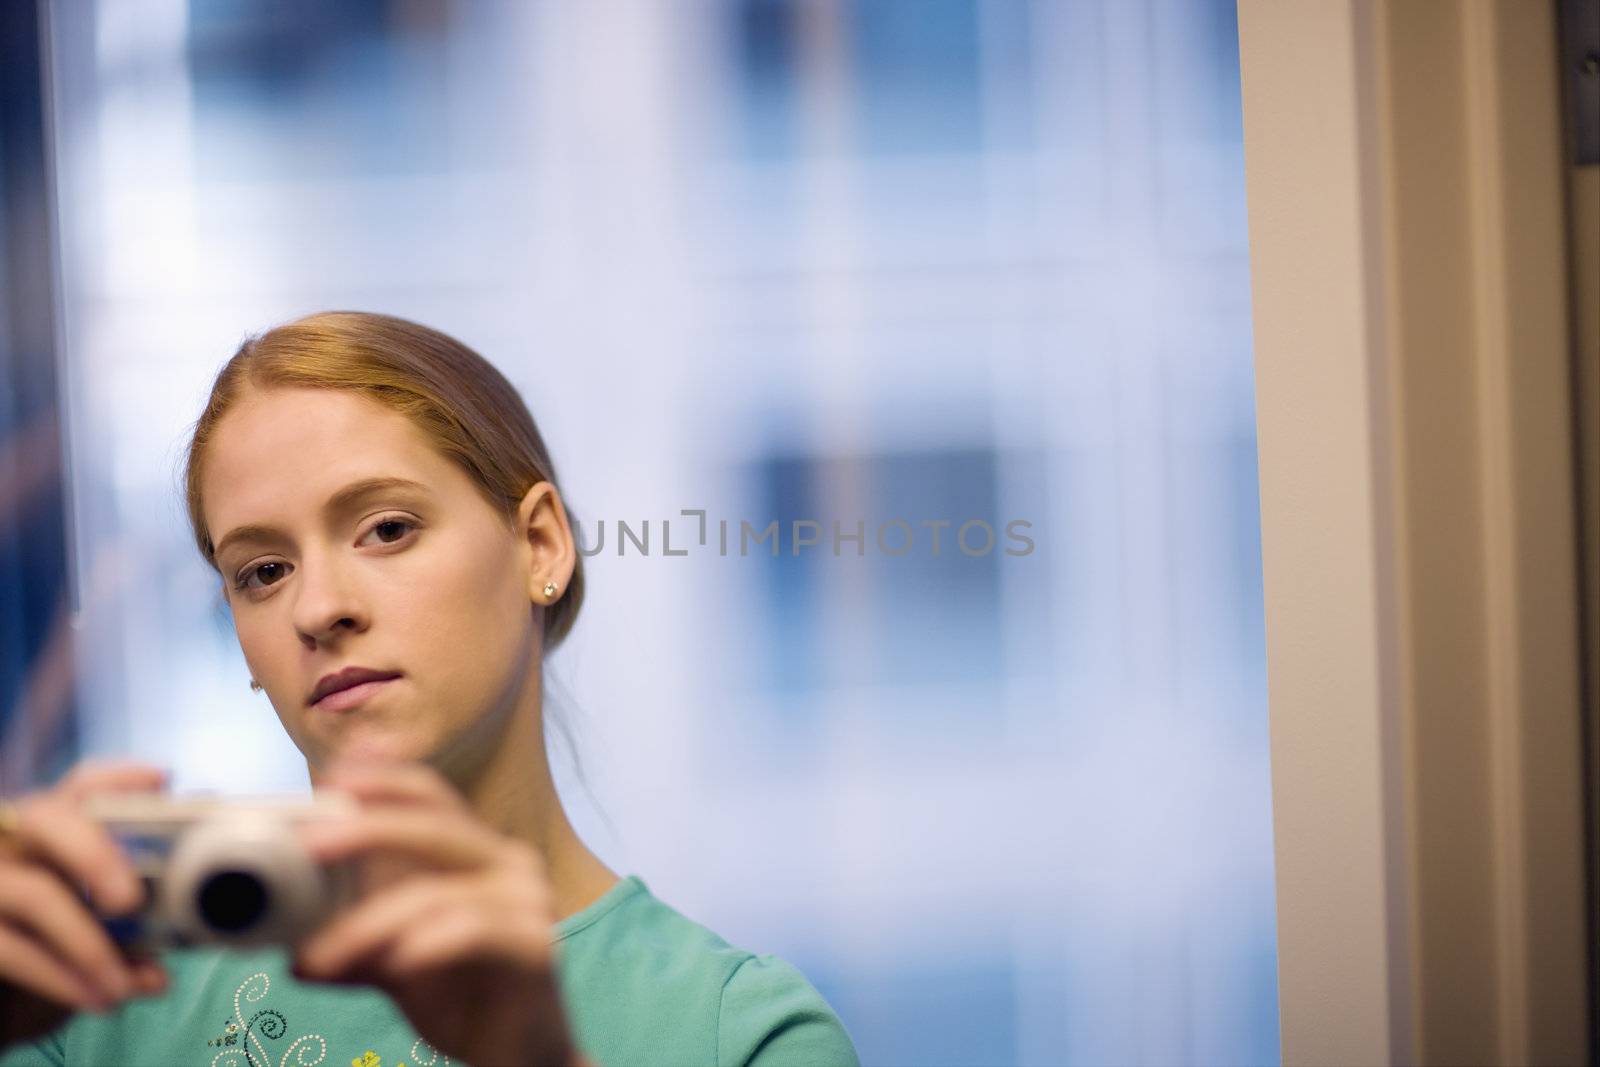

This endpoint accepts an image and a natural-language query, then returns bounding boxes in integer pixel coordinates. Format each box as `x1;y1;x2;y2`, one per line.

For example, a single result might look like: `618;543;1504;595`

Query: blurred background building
1;1;1277;1063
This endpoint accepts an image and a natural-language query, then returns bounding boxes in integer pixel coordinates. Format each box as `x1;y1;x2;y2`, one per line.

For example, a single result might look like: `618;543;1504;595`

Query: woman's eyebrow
212;476;430;559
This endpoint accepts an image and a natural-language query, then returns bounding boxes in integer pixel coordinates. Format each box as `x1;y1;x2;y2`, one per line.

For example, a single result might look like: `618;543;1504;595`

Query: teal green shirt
0;874;859;1067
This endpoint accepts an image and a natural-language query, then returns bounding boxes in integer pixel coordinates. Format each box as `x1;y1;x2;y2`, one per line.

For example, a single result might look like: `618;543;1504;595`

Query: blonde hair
181;310;585;650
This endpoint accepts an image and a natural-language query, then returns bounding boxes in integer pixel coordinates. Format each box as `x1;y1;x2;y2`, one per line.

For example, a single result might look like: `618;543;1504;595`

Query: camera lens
196;870;270;933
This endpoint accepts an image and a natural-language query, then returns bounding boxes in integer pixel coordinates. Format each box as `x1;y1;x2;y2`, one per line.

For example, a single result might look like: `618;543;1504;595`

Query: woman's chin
319;728;435;768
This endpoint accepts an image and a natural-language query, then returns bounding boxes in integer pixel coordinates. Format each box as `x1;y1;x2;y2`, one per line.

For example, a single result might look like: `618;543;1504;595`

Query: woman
0;312;859;1066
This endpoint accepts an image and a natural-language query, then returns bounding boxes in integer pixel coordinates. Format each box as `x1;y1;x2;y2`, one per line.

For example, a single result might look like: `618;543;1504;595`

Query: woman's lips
312;676;398;712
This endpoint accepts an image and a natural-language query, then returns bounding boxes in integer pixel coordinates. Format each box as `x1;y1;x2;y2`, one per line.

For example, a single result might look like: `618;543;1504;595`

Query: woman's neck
455;701;619;922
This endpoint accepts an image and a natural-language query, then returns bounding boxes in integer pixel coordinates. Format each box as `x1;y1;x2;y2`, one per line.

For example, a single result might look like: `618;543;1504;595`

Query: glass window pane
35;1;1278;1062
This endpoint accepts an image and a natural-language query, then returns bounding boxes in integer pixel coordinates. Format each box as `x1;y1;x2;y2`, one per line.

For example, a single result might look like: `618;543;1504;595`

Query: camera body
85;793;357;953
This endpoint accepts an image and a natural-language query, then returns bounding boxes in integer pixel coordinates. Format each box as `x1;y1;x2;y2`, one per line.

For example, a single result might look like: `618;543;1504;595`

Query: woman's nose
291;555;369;644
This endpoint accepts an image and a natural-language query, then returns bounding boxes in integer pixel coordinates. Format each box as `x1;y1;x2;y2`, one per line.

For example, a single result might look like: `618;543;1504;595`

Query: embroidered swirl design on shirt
207;971;327;1067
407;1038;451;1066
277;1031;329;1067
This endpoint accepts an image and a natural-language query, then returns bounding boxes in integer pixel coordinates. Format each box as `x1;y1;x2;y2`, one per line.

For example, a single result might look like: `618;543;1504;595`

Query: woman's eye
364;517;416;546
238;561;288;591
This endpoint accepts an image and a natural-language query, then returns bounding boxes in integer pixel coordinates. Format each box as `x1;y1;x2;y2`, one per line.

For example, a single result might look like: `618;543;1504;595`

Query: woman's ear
516;481;577;604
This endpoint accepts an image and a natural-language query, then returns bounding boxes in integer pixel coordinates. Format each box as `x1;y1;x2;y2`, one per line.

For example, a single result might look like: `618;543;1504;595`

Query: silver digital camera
85;793;357;953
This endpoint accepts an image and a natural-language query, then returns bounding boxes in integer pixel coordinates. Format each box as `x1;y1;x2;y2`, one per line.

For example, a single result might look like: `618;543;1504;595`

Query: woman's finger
54;761;168;804
0;865;135;1003
378;907;550;980
299;809;503;871
127;957;168;997
0;923;107;1012
6;797;145;916
295;875;481;980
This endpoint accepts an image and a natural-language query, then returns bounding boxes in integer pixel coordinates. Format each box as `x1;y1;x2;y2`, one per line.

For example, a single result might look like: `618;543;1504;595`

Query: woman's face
201;385;573;772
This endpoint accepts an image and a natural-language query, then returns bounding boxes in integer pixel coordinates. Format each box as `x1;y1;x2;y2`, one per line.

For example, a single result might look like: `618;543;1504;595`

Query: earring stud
249;679;262;692
543;581;558;599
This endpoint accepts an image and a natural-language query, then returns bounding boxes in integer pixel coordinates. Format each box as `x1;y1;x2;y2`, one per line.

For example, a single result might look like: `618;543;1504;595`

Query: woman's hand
292;762;591;1067
0;760;171;1049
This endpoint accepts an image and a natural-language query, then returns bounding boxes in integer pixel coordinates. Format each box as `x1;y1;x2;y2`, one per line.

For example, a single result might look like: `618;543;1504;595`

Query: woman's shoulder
716;952;861;1067
556;874;746;971
557;874;860;1067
